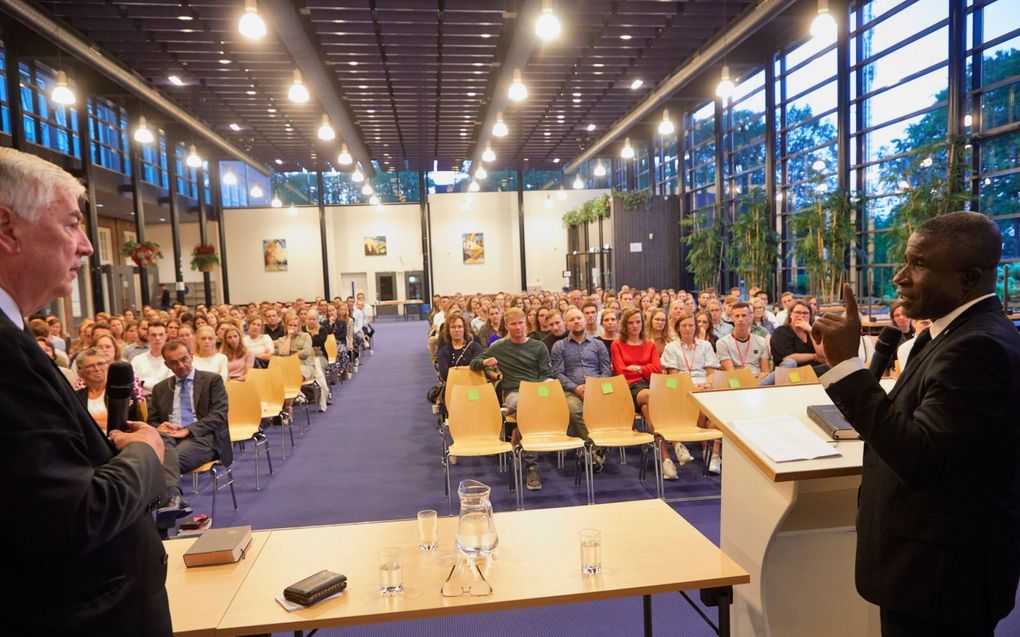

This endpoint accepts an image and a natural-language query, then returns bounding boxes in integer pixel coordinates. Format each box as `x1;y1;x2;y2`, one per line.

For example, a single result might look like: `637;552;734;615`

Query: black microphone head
874;326;902;357
107;361;135;400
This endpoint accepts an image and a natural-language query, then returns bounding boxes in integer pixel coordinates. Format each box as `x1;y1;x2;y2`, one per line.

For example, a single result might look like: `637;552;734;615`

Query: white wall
428;192;520;295
223;206;325;304
327;203;423;302
522;189;610;292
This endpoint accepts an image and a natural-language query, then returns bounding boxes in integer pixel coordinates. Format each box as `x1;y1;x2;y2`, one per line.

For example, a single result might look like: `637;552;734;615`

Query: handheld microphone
106;361;135;433
868;326;902;379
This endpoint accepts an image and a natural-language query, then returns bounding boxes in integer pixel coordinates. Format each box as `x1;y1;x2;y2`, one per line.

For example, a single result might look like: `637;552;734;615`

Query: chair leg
192;472;199;494
619;446;627;464
514;449;523;511
253;440;261;491
279;415;289;460
445;451;453;513
586;447;594;505
264;435;274;475
209;470;217;522
703;444;714;478
227;466;238;511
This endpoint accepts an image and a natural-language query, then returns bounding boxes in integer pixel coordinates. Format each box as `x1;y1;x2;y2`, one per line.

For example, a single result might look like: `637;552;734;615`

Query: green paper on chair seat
789;371;801;383
537;385;550;397
467;388;480;401
601;382;614;395
665;377;678;390
728;377;740;389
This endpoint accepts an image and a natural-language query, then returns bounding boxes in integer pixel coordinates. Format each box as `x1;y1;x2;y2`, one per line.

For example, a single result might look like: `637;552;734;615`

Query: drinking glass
418;509;438;551
378;546;404;594
579;528;602;575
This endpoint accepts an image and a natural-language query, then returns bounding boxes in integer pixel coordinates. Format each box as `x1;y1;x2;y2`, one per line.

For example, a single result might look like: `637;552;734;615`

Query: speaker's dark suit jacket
147;370;232;466
0;313;171;635
826;296;1020;626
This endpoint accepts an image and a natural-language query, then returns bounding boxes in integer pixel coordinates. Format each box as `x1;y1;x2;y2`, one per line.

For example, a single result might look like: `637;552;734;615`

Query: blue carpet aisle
181;318;1020;636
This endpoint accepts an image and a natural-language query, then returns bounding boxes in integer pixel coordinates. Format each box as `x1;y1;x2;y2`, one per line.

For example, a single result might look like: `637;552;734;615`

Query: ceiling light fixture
222;169;238;186
508;68;528;102
620;34;632;40
468;180;480;192
271;195;282;207
186;144;202;168
369;194;381;205
317;114;336;141
337;144;353;165
50;70;75;105
553;157;560;163
716;64;735;100
249;183;264;198
288;69;310;103
492;112;509;137
587;123;596;131
482;143;496;163
535;0;562;41
811;0;837;40
630;79;643;90
229;122;241;131
275;158;283;165
361;183;374;196
351;165;365;182
238;0;267;39
133;115;155;144
287;205;298;217
475;166;488;179
572;175;584;189
964;114;973;127
658;109;675;135
593;162;607;177
620;137;634;159
168;75;184;87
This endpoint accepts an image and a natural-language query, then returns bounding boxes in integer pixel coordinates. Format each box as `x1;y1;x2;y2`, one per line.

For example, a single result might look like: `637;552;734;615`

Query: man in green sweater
471;307;551;490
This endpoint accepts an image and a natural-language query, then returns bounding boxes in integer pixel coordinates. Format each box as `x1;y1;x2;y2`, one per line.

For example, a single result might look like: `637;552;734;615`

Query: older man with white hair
0;148;171;635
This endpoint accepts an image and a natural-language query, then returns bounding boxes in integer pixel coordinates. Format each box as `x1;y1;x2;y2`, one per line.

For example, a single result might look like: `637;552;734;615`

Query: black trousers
161;434;217;493
880;607;995;637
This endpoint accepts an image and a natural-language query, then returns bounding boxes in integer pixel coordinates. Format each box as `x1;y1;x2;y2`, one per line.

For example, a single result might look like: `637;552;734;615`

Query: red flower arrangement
191;244;220;272
119;240;163;267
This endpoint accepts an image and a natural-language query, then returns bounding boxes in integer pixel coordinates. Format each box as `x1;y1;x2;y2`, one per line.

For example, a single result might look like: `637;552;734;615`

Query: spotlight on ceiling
338;144;353;165
508;68;528;102
535;0;561;41
238;0;267;39
288;69;310;103
317;114;336;141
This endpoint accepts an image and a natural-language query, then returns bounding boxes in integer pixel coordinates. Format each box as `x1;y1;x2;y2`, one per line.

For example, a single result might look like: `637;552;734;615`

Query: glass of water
579;528;602;575
418;509;438;551
378;546;404;594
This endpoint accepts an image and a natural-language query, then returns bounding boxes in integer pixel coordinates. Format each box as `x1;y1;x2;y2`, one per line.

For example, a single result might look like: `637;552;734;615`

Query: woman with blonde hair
220;324;255;381
192;325;229;381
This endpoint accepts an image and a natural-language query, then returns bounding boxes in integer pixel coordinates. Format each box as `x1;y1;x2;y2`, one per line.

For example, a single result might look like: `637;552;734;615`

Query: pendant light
508;68;528;102
338;144;353;165
482;143;496;163
50;70;76;105
185;144;202;168
288;69;310;103
351;164;365;183
593;162;607;177
287;205;298;217
492;112;509;137
620;137;634;159
271;195;282;208
361;183;374;196
369;194;381;205
468;180;480;192
238;0;267;40
222;169;238;186
317;115;336;141
475;166;488;179
658;109;675;135
249;183;264;198
535;0;561;41
811;0;837;40
133;115;155;144
716;65;735;100
572;175;584;189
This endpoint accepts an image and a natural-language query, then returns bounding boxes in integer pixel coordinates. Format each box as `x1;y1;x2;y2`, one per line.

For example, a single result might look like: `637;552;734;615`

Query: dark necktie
179;377;196;426
902;328;932;374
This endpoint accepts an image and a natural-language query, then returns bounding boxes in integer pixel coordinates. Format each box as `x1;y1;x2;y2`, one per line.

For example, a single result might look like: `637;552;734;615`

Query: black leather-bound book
807;404;861;440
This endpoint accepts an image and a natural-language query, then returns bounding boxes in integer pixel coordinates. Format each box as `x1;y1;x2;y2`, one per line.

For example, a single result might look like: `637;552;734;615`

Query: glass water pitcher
455;479;498;557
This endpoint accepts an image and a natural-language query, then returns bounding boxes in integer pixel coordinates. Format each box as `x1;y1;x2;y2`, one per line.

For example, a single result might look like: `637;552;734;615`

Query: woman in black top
435;311;483;382
770;300;826;374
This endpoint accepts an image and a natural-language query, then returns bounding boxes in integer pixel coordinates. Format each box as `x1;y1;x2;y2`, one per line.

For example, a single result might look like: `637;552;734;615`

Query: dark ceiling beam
0;0;271;176
564;0;799;175
260;0;375;177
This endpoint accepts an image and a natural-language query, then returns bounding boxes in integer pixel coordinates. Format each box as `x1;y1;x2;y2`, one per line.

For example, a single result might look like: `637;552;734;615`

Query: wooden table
163;531;271;637
693;381;893;637
168;500;746;636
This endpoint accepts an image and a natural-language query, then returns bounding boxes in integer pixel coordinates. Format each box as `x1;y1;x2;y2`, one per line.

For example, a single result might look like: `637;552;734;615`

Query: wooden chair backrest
712;367;757;390
248;367;284;411
226;379;262;429
582;375;637;434
446;366;486;388
446;383;504;443
323;334;339;361
516;380;570;437
269;355;302;393
775;364;819;385
648;372;698;429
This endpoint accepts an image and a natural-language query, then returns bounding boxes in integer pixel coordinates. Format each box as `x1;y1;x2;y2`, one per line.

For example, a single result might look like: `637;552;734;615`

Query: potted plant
119;240;163;267
190;244;220;272
790;187;856;304
681;206;725;292
729;191;779;295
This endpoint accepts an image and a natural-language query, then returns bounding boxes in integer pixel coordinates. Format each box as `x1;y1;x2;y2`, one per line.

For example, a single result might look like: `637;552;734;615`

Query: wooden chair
647;373;723;479
438;366;490;473
712;367;758;390
515;380;591;508
323;334;342;386
226;380;273;490
186;460;237;522
774;364;819;385
269;355;312;432
582;375;659;501
248;367;294;459
445;383;517;510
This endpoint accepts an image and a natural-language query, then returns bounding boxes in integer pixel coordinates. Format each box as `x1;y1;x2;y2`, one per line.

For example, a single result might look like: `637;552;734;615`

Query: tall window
88;97;130;174
635;141;650;191
18;60;80;157
0;40;9;135
723;68;769;212
140;133;169;189
684;101;718;223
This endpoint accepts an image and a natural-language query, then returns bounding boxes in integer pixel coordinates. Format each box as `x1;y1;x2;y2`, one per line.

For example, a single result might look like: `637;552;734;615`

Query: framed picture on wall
263;239;288;272
364;236;387;256
462;232;484;264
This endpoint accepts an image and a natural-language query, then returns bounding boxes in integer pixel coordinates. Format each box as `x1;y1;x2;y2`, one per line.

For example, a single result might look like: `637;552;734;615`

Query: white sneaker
708;455;722;474
674;443;694;466
662;458;678;480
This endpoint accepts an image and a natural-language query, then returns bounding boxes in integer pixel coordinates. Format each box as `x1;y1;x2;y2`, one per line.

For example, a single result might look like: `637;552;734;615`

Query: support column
164;134;185;304
836;0;851;193
3;30;24;149
316;167;330;299
764;57;779;299
127;109;150;307
418;170;432;299
516;167;527;291
714;98;729;290
76;92;105;313
209;160;230;303
196;163;213;307
968;0;983;203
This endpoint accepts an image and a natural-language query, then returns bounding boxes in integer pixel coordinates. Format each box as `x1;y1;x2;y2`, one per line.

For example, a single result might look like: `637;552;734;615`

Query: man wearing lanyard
148;340;230;528
0;147;170;634
715;302;770;381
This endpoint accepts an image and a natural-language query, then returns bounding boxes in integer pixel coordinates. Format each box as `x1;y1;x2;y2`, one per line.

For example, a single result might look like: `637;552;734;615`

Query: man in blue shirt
551;308;611;469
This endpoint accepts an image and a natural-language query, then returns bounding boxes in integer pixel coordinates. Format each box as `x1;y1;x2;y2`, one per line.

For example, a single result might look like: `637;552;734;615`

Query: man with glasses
147;340;230;527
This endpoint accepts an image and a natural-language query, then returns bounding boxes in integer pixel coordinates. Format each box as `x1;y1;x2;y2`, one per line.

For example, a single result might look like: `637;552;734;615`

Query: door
404;271;423;302
339;272;368;301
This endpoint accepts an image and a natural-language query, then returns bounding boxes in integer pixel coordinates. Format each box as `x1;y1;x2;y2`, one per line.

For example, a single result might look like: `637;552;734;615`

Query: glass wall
18;60;80;157
0;41;8;135
684;101;718;223
88;97;130;175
